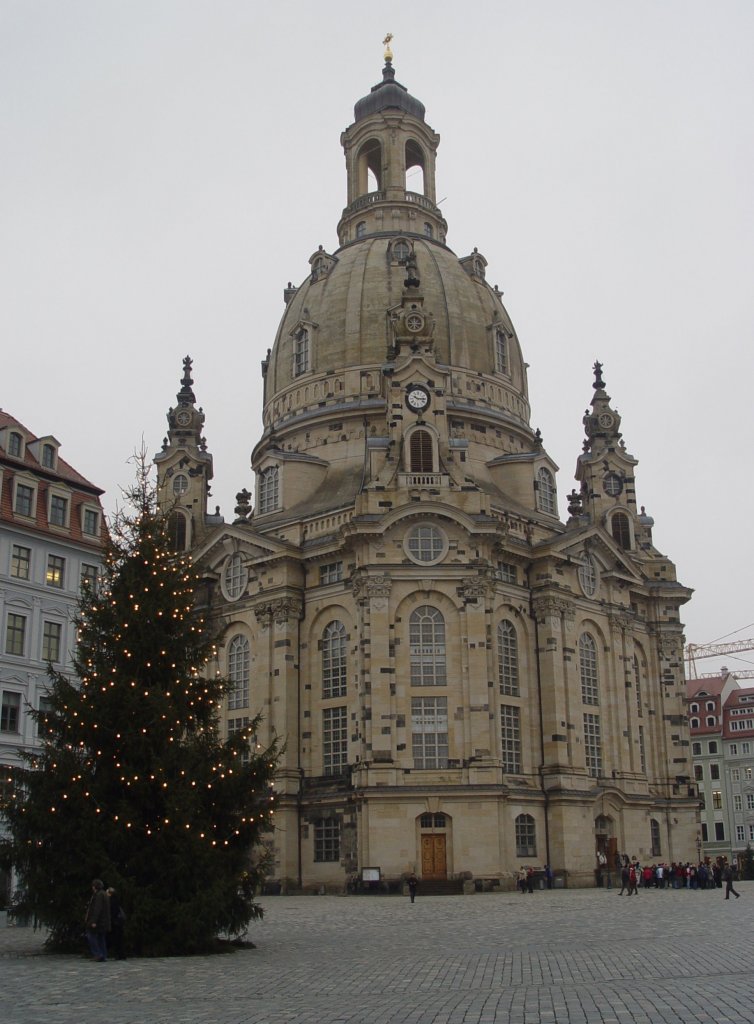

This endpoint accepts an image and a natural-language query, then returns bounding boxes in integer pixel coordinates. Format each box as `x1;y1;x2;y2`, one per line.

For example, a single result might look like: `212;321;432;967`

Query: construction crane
685;639;754;679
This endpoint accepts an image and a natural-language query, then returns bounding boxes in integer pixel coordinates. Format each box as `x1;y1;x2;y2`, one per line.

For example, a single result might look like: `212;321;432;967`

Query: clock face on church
406;385;430;413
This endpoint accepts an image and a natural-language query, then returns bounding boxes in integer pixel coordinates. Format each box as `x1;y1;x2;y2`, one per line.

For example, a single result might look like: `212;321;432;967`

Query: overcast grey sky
2;1;752;672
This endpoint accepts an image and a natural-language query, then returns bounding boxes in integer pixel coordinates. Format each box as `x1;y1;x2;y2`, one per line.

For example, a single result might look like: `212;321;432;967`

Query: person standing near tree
85;879;110;962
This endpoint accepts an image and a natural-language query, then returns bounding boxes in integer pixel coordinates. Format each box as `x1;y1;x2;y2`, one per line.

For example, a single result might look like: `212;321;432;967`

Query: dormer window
258;466;280;514
536;467;557;516
294;328;310;377
8;432;23;458
495;328;508;375
41;443;56;468
82;507;100;537
49;494;69;528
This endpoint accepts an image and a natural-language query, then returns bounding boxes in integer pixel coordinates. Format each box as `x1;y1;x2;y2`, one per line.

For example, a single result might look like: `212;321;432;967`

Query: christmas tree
0;472;278;955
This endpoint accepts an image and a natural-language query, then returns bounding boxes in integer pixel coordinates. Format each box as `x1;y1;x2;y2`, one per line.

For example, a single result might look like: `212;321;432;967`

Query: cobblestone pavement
2;884;753;1024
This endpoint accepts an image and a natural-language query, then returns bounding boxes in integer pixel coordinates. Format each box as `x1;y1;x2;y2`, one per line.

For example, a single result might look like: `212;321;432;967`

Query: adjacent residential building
157;57;697;890
0;412;106;900
687;673;754;867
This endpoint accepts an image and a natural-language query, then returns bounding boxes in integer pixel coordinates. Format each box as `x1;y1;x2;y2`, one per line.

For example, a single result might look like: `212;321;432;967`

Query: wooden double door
421;834;447;879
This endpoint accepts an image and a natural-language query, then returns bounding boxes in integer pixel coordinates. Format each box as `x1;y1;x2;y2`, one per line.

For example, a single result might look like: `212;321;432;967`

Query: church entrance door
421;834;447;879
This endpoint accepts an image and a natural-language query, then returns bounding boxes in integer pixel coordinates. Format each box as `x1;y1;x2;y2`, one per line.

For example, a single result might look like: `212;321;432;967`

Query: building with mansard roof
0;411;106;901
155;58;697;890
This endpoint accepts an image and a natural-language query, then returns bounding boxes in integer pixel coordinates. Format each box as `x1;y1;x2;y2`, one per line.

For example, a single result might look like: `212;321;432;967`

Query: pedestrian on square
723;862;741;900
517;867;527;893
526;867;534;894
618;861;630;895
544;864;553;890
627;862;639;896
407;873;418;904
84;879;110;962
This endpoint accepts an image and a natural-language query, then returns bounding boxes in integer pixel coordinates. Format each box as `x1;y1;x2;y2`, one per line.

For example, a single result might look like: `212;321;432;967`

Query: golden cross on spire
383;33;393;63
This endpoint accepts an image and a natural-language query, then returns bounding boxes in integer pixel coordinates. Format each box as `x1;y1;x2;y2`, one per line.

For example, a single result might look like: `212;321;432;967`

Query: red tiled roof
0;409;106;549
0;410;103;492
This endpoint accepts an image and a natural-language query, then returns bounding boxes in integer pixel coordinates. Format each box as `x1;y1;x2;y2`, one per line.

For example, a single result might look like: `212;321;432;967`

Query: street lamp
696;834;702;862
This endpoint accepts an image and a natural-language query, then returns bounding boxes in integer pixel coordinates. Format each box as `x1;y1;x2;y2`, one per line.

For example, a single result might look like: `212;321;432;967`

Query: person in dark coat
85;879;111;961
107;887;126;959
407;873;418;903
723;862;741;900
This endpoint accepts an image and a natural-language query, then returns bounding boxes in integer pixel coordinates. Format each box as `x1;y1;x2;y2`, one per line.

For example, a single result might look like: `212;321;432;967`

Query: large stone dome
264;236;530;432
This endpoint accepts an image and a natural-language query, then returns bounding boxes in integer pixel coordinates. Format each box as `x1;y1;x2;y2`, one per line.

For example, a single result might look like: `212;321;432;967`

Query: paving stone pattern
1;885;752;1023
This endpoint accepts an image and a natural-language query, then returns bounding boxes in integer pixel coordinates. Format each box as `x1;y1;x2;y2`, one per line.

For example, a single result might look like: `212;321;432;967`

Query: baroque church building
155;57;696;890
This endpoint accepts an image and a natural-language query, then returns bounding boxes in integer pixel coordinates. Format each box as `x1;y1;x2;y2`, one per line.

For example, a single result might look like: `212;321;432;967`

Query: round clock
598;413;614;429
176;409;192;427
406;385;430;413
405;313;424;333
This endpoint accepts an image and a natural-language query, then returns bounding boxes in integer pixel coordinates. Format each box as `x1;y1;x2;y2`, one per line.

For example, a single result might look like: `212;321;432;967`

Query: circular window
578;555;599;597
405;524;447;565
222;553;248;601
603;473;622;497
172;473;189;496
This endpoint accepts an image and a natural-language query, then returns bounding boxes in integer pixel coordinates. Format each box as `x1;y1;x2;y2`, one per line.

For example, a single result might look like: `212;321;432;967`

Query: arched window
322;621;347;699
690;718;699;729
410;605;446;686
633;655;643;716
357;138;382;194
579;632;599;705
706;716;716;727
405;139;426;194
258;466;279;514
167;511;188;552
497;619;519;696
227;634;250;710
495;328;508;375
423;223;433;239
705;701;715;712
392;239;410;263
650;818;661;857
536;467;557;515
409;429;433;472
611;512;632;549
515;814;536;857
294;327;309;376
690;703;699;714
356;221;367;239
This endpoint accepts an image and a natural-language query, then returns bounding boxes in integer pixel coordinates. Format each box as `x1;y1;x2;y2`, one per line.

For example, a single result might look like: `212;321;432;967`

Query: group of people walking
84;879;126;962
613;855;742;899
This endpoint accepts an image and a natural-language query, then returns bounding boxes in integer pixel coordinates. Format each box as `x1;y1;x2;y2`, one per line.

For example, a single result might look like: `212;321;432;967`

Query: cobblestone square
2;885;751;1024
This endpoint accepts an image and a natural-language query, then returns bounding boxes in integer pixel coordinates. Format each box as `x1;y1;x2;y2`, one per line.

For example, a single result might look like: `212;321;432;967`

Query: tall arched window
579;632;599;705
322;620;347;699
497;619;519;696
495;328;508;375
228;634;250;710
650;818;661;857
515;814;536;857
167;511;188;552
293;327;309;376
633;655;643;716
409;429;433;472
258;466;279;514
536;467;557;515
410;606;446;686
611;512;632;549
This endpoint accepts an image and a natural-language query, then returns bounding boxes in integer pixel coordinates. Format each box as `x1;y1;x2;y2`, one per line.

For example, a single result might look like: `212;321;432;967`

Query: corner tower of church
157;55;696;892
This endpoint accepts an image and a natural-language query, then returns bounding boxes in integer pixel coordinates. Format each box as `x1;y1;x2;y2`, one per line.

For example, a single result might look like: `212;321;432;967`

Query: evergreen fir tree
0;474;278;955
